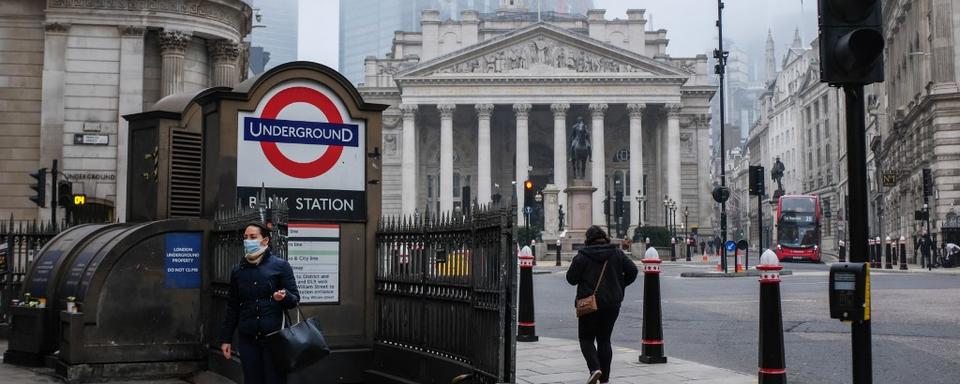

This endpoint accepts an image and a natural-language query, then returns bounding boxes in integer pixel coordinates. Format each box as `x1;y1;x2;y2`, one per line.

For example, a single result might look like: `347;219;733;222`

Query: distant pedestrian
219;222;301;384
566;226;639;384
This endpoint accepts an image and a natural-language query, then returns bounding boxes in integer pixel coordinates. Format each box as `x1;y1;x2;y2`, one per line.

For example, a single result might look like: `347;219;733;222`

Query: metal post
716;0;729;274
884;236;893;269
843;84;872;384
555;238;561;267
51;159;58;229
757;195;763;268
898;236;908;270
758;250;786;383
517;248;538;342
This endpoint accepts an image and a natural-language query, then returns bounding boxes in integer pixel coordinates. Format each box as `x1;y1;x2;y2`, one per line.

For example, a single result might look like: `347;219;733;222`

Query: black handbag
265;307;331;372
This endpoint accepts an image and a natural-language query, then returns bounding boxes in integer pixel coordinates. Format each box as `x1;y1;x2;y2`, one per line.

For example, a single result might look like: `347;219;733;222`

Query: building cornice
395;75;687;86
46;0;251;36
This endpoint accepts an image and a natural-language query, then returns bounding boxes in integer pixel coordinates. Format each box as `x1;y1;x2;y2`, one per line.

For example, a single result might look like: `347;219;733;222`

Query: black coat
219;250;300;343
566;244;639;309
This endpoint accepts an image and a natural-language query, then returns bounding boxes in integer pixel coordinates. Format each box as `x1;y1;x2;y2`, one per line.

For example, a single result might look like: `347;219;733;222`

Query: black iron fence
0;220;61;323
374;204;516;384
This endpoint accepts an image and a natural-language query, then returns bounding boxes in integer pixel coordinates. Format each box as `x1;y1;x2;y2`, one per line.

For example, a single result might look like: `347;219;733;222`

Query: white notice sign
288;223;339;303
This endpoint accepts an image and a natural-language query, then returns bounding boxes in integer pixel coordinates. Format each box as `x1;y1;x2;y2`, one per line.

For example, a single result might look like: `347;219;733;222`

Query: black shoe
587;370;602;384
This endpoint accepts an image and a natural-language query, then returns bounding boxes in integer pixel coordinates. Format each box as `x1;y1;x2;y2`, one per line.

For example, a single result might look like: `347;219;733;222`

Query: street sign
725;240;736;252
524;206;533;215
712;186;730;203
737;239;748;250
882;172;897;187
236;80;366;221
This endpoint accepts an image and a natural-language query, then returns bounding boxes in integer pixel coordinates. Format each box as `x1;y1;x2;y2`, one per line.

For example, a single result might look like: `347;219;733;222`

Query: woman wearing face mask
219;222;300;384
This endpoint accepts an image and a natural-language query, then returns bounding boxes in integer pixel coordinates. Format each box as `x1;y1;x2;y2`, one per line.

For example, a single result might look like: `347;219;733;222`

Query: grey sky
299;0;819;75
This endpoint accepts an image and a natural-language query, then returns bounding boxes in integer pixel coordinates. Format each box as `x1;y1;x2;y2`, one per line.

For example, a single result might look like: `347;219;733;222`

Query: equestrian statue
569;116;591;180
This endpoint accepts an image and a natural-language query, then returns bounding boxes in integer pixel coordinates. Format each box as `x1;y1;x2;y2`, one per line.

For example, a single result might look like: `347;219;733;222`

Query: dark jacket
566;244;639;309
219;249;300;343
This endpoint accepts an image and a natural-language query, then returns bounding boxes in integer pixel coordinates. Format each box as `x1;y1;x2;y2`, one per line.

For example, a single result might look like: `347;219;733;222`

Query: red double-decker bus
775;195;822;262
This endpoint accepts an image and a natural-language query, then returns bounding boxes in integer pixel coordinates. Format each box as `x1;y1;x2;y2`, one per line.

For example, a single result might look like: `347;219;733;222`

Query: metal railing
0;219;61;323
374;203;516;384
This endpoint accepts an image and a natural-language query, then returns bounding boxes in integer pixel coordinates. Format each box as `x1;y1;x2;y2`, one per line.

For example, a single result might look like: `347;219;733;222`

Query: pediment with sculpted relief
397;23;691;80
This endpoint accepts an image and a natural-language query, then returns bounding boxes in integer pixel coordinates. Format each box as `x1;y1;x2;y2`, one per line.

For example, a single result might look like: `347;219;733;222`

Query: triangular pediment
397;23;691;80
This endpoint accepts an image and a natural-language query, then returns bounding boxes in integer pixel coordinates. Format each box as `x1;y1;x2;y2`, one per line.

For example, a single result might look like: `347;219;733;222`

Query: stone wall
0;0;44;219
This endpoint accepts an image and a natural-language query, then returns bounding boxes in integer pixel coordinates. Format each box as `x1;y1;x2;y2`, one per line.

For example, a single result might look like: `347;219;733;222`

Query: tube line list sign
288;223;340;303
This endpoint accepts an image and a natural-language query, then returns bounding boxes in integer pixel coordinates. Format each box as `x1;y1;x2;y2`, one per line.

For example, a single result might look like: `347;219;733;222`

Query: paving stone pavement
517;337;756;384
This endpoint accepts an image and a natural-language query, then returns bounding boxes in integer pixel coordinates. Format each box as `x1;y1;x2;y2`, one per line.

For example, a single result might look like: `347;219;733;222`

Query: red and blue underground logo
243;86;360;179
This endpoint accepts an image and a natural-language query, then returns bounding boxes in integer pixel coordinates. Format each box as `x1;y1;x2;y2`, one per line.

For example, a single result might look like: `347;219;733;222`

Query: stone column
666;104;682;209
589;103;608;226
159;30;191;97
628;103;646;232
438;104;456;213
551;103;570;216
476;104;494;205
208;39;240;88
38;22;70;221
116;26;145;223
400;104;418;215
514;103;532;224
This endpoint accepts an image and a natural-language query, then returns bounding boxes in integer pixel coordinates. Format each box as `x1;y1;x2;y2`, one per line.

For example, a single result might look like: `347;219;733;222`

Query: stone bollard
517;246;538;342
757;249;786;384
899;236;908;270
638;247;667;364
838;240;846;262
885;236;893;269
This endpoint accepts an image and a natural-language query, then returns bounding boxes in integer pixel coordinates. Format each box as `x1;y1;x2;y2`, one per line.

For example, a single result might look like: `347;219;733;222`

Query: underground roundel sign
236;80;366;221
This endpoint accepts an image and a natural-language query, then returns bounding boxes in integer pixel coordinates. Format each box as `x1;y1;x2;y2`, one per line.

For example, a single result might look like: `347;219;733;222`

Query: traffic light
29;168;47;207
749;165;765;196
57;180;72;207
523;179;534;209
922;168;933;197
818;0;885;85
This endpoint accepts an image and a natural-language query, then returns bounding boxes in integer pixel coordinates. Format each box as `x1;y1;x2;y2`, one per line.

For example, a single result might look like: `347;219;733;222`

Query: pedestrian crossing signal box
829;262;870;322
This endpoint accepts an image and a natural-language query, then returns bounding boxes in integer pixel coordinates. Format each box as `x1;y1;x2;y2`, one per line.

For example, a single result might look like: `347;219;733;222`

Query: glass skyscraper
339;0;594;85
250;0;299;74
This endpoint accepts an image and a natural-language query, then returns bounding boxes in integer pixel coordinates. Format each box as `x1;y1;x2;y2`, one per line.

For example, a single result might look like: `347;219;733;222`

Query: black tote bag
265;307;331;372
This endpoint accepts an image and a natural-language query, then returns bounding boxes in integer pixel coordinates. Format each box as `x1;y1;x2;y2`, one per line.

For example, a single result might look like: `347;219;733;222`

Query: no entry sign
237;80;366;221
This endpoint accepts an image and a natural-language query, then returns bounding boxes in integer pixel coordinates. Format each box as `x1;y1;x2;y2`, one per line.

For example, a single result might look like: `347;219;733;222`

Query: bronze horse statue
569;116;591;180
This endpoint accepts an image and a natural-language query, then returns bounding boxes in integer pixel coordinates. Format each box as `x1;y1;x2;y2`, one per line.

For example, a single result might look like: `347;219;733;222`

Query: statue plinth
562;179;597;252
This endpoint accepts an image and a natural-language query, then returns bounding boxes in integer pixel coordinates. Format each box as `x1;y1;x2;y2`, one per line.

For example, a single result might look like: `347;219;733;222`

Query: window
453;172;461;197
428;175;434;198
825;144;831;164
817;148;822;167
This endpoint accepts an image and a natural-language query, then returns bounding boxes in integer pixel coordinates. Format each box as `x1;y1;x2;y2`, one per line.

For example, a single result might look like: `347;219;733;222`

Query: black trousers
578;306;620;382
237;334;286;384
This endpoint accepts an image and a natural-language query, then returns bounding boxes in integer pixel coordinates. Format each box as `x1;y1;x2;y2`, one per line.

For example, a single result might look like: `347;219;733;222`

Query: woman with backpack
566;226;639;384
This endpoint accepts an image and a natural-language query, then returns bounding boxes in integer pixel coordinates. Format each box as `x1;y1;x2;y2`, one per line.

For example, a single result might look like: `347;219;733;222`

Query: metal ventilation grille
169;130;202;217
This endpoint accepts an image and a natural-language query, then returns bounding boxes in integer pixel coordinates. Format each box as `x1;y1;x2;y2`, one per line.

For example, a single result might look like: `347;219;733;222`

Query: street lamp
663;195;670;227
636;190;645;229
669;200;677;239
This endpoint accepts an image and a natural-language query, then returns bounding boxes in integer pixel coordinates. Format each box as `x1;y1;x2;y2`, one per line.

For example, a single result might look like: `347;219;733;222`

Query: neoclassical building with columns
360;3;716;236
0;0;250;222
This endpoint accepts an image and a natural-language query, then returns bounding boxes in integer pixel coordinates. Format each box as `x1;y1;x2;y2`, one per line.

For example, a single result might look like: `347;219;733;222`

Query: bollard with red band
638;247;667;364
517;245;538;342
884;236;893;269
899;236;908;270
757;249;786;384
670;237;677;262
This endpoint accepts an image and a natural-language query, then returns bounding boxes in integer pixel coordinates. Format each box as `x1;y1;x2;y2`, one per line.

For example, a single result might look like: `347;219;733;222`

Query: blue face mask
244;239;263;254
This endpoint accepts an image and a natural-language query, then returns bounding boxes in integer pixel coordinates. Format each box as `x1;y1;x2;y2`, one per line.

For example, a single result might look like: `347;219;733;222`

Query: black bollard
670;237;678;261
555;239;562;267
757;249;786;383
645;237;650;252
885;236;893;269
899;236;908;270
517;247;538;342
686;238;692;262
838;240;847;262
638;247;667;364
872;238;881;268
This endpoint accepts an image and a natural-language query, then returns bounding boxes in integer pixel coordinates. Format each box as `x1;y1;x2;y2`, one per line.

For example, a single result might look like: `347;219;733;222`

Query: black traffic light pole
844;84;872;384
715;0;729;274
51;159;58;228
